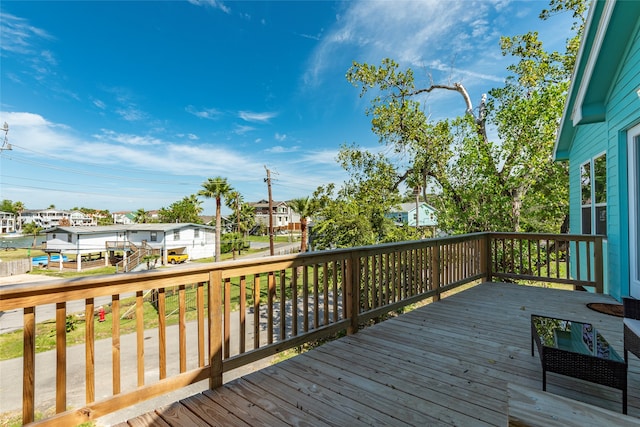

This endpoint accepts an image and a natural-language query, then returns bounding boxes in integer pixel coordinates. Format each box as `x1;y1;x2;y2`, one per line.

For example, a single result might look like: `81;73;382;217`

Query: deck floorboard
121;282;640;426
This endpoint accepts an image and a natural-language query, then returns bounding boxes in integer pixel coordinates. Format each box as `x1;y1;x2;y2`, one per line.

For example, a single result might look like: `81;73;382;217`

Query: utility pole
264;166;274;256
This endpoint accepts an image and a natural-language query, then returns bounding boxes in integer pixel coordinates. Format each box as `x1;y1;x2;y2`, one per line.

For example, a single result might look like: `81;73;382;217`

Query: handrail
0;232;604;425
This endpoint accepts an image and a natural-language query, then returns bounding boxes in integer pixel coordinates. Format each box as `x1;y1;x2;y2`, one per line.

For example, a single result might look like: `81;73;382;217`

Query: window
194;229;200;238
581;154;607;235
174;230;180;240
68;234;72;243
150;232;157;242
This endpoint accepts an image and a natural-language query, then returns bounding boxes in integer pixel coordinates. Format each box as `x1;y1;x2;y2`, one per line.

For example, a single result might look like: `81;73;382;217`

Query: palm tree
133;208;149;224
13;201;24;231
22;222;42;248
199;177;233;262
225;191;242;258
289;197;315;253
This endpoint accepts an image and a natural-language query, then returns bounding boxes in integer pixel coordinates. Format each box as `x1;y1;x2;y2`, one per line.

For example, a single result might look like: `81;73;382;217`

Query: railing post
431;244;441;301
594;236;604;294
346;253;360;335
209;270;223;389
482;233;493;283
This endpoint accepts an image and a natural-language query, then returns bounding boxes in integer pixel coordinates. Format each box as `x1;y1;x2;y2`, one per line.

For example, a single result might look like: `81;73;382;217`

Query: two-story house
0;211;16;234
249;200;301;232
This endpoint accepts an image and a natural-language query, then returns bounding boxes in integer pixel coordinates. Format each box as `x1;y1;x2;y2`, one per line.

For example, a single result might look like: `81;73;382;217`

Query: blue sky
0;0;574;215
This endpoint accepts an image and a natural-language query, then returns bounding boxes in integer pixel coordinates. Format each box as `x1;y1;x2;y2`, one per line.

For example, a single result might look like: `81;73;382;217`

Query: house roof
46;223;214;235
389;202;437;213
554;0;640;160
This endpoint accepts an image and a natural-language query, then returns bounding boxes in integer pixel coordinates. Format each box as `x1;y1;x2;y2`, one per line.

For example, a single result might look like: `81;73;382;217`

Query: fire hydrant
98;306;106;322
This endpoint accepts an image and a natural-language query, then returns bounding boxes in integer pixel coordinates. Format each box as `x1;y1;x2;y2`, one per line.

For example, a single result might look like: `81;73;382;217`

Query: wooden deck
117;282;639;426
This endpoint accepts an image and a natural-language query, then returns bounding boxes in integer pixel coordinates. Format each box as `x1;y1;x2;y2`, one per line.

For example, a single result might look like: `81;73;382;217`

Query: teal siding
569;20;640;299
568;20;640;300
603;20;640;300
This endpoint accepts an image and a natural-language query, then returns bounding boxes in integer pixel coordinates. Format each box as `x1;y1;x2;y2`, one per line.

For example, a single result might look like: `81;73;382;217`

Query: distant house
553;0;640;300
112;211;136;225
387;202;437;228
21;209;95;229
0;211;16;234
249;200;301;232
44;223;215;272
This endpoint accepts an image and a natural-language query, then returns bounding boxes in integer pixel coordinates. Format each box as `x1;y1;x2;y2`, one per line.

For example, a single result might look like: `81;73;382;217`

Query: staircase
115;241;157;273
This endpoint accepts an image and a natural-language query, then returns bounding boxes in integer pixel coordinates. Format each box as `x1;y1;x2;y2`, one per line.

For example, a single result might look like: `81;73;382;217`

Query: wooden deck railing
0;232;604;426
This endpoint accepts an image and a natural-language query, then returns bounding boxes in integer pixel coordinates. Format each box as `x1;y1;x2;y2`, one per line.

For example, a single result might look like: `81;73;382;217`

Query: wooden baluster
85;298;95;404
280;269;286;340
332;260;339;322
209;271;223;389
136;291;144;387
291;268;298;336
253;274;261;350
303;266;309;332
363;256;370;311
56;302;67;413
323;263;329;326
179;284;186;373
197;282;205;367
158;288;166;379
267;272;275;344
239;276;246;354
313;264;319;329
23;306;35;424
112;295;121;394
224;278;231;358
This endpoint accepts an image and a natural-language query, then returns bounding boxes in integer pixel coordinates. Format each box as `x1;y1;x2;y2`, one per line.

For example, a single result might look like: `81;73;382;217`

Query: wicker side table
531;314;628;414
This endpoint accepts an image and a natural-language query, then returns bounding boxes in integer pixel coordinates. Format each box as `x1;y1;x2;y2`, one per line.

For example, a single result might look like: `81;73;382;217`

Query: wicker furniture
531;314;627;413
624;298;640;363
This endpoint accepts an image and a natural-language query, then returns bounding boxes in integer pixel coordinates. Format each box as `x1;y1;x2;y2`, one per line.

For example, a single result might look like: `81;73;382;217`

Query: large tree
311;149;413;249
159;194;203;223
199;177;233;262
343;0;585;234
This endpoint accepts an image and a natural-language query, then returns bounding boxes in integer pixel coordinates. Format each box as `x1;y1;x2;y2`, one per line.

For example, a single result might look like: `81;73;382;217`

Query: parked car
167;251;188;264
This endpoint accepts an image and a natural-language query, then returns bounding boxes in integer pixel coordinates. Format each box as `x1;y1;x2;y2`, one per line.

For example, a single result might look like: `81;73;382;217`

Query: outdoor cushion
624;318;640;337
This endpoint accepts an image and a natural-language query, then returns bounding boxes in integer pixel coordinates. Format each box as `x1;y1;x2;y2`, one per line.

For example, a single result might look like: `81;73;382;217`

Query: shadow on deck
114;283;640;426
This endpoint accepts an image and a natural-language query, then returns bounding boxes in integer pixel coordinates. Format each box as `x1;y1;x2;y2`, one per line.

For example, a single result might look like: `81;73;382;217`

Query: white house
250;200;301;232
44;223;215;271
0;211;16;234
21;209;96;228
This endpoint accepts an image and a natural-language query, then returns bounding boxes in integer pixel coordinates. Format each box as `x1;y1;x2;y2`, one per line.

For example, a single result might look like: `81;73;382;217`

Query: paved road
0;242;300;334
0;242;303;424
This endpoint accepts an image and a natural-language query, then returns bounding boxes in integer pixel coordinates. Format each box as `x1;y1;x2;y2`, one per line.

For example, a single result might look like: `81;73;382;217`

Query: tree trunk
215;197;221;262
300;219;308;253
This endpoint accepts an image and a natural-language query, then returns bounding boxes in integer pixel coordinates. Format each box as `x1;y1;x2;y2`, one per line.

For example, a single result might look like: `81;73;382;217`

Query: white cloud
186;0;230;14
92;98;106;110
239;110;278;123
0;111;346;209
185;105;221;119
116;106;147;122
274;132;287;142
304;0;509;88
0;13;53;55
234;124;255;135
265;145;299;154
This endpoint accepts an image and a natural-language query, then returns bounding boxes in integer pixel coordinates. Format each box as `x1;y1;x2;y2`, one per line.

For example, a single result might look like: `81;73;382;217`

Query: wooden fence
0;232;604;426
0;258;31;277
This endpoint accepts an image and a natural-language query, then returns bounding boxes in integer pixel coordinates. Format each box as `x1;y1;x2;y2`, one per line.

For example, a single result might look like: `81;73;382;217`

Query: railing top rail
487;232;605;241
0;232;599;311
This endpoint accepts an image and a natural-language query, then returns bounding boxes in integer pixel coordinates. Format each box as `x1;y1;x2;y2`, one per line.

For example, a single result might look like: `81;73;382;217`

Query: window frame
580;152;607;236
